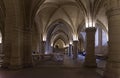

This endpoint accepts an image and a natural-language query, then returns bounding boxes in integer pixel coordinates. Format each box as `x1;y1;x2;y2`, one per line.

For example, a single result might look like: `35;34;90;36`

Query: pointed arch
77;20;85;34
45;19;73;40
51;31;69;46
96;20;108;33
53;37;67;48
30;0;45;26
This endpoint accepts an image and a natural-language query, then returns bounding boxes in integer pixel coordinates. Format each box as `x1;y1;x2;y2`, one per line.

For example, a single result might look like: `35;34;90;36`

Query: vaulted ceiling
0;0;108;46
33;0;108;45
35;0;84;33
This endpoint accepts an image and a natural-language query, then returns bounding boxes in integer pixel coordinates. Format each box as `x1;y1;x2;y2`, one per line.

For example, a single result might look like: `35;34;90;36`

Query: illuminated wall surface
95;28;108;46
102;30;107;45
95;28;99;46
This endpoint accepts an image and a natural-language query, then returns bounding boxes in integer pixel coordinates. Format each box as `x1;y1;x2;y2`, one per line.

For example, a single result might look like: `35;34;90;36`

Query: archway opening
95;25;108;58
54;39;66;49
53;39;66;54
45;20;72;54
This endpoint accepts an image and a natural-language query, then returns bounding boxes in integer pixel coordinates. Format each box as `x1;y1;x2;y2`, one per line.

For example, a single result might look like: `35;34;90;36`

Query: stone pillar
104;0;120;78
41;41;46;55
2;31;11;68
84;27;97;67
79;40;82;52
23;29;33;68
66;47;69;55
68;44;72;56
98;27;102;54
9;28;23;69
2;0;24;69
73;41;78;59
39;34;42;54
50;46;53;53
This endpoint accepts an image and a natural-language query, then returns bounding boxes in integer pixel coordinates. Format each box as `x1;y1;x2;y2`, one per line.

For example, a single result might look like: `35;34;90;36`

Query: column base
73;57;77;60
84;62;97;68
23;63;33;68
103;71;119;78
1;63;9;69
103;62;120;78
8;65;23;70
73;53;77;59
73;56;77;59
68;53;71;56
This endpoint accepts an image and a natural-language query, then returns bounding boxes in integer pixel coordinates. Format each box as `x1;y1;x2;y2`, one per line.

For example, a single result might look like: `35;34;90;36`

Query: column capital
85;27;96;32
42;41;46;45
73;41;79;44
42;41;46;43
69;44;72;46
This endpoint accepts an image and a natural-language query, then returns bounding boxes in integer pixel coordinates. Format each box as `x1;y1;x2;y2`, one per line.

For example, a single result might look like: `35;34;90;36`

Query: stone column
73;41;78;59
66;47;69;55
79;40;82;52
2;0;24;69
2;30;11;68
50;46;53;53
68;44;72;56
23;29;33;68
98;27;102;54
41;41;46;55
84;27;97;67
104;0;120;78
9;28;23;69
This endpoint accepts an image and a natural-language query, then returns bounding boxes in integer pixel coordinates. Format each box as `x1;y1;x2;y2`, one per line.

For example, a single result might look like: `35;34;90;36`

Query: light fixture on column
85;17;95;28
73;34;78;41
51;43;53;47
69;40;73;45
43;34;46;41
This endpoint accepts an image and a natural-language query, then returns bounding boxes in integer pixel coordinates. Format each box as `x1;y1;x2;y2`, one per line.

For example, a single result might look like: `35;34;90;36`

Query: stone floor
0;55;106;78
